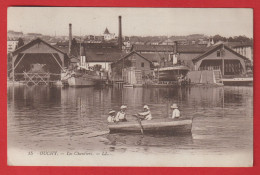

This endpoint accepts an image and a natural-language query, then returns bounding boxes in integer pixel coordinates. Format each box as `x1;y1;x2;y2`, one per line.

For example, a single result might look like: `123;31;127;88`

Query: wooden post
222;44;225;76
11;53;14;85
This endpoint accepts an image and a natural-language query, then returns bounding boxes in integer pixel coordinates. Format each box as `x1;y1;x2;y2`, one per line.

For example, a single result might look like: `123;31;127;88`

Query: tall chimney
69;23;72;54
174;41;178;54
118;16;122;51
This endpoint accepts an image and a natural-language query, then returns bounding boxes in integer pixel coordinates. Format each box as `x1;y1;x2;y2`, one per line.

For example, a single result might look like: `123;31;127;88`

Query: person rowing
137;105;152;120
115;105;127;122
107;110;116;123
170;103;180;119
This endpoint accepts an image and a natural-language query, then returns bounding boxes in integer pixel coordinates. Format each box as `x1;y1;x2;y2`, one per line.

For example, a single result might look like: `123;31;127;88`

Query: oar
132;114;144;134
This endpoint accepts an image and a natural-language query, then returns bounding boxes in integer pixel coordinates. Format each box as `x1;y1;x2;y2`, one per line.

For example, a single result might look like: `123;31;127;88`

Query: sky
8;7;253;38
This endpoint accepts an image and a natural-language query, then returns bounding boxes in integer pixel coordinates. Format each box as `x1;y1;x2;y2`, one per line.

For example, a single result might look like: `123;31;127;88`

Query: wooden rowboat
108;118;193;135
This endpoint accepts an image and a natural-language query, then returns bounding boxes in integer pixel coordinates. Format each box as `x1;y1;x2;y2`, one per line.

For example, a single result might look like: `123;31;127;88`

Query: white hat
143;105;149;109
108;110;116;114
120;105;127;109
170;103;178;109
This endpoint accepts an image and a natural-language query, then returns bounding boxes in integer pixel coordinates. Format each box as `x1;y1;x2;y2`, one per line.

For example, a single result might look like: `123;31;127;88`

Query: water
7;85;253;159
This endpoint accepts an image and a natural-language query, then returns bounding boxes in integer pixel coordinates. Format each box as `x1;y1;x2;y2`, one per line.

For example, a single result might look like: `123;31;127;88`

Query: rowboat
108;118;193;135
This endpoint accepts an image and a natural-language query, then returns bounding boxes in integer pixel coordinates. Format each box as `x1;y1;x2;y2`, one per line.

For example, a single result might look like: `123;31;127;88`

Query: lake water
7;85;253;166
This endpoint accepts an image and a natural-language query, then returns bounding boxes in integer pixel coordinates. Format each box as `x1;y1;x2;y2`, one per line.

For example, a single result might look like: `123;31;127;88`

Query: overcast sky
8;7;253;38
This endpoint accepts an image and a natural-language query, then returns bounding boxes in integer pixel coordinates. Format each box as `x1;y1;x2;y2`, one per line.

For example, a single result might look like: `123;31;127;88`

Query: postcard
7;7;253;167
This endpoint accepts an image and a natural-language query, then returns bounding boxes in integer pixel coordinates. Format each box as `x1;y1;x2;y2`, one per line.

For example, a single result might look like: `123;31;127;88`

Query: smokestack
69;23;72;54
174;41;178;54
118;16;122;51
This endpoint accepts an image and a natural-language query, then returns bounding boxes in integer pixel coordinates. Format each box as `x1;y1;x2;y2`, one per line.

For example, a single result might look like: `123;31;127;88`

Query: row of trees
212;35;253;43
130;34;252;44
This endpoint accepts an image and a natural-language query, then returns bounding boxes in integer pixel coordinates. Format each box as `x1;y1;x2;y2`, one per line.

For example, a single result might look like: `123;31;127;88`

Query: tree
17;38;24;49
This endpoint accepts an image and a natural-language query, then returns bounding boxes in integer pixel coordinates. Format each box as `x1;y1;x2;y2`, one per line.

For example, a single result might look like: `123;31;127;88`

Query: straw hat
108;110;116;114
120;105;127;109
170;103;178;109
143;105;149;109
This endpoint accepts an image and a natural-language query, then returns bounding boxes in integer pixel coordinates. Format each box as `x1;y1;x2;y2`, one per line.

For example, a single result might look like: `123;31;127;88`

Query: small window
141;62;144;67
217;51;221;57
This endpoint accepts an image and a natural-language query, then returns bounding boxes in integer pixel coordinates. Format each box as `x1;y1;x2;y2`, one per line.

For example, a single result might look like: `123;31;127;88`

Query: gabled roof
192;43;249;63
111;51;153;66
12;38;67;56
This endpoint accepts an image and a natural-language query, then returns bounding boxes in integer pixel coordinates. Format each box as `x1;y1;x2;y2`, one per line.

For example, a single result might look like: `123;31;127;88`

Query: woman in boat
107;110;116;123
115;105;127;122
138;105;152;120
170;103;180;119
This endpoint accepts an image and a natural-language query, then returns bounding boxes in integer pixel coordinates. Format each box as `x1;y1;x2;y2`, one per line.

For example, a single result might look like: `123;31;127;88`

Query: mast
222;44;225;76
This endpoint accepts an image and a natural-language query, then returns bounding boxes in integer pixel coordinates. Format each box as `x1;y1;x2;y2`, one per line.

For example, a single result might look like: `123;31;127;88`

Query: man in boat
170;103;180;119
115;105;127;122
107;110;116;123
138;105;152;120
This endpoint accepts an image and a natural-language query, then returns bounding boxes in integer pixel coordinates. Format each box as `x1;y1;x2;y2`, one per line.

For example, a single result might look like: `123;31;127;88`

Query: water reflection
8;85;253;155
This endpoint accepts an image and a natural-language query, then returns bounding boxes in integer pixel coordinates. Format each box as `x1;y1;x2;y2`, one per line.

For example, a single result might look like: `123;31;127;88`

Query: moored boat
221;77;253;86
155;65;190;82
108;118;193;135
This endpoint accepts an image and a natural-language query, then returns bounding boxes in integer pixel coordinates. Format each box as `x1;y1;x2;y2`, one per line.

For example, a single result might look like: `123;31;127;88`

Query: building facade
192;44;249;75
111;51;153;81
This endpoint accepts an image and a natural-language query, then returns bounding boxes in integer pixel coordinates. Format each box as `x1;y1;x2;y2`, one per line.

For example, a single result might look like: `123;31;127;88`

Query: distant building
232;43;253;64
7;40;18;53
176;39;189;45
198;39;208;46
103;28;116;41
123;41;131;53
160;39;175;45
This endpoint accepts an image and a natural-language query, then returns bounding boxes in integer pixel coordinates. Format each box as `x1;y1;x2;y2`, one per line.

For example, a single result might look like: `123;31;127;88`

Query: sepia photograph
7;7;253;167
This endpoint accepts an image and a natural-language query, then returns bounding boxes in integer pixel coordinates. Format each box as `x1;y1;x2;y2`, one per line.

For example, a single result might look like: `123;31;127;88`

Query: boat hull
156;66;190;81
68;76;96;87
108;118;192;135
221;77;253;86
